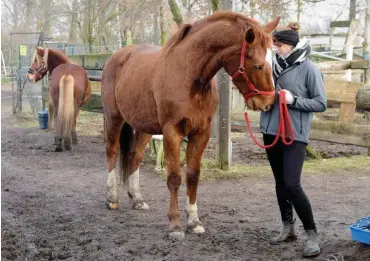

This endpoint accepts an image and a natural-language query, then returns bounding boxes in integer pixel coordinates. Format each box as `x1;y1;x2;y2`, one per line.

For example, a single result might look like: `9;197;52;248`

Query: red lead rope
244;91;295;149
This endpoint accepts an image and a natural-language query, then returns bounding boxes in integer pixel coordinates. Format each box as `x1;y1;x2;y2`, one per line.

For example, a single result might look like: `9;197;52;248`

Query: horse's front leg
185;128;211;234
163;125;184;239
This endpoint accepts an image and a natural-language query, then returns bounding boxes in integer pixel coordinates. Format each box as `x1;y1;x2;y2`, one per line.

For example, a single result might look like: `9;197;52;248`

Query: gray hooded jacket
260;43;327;144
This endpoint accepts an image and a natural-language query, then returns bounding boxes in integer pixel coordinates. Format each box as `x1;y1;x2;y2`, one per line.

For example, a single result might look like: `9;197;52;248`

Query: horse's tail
56;74;75;140
119;122;134;185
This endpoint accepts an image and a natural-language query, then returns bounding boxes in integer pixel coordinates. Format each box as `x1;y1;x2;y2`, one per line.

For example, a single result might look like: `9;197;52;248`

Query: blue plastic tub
349;216;370;245
38;109;48;129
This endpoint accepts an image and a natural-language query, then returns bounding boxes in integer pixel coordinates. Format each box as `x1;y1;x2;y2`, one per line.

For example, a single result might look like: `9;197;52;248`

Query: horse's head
223;16;280;112
27;47;49;82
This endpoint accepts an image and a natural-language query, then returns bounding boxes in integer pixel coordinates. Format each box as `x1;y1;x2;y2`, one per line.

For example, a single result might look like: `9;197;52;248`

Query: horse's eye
254;65;263;71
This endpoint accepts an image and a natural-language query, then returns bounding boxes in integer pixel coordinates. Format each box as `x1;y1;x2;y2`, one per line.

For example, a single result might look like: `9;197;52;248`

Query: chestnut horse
102;11;279;239
27;47;91;151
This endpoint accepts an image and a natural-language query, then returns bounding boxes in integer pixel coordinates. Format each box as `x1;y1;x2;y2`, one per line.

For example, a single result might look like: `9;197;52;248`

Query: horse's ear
36;47;44;56
245;27;255;44
178;24;192;40
263;16;280;33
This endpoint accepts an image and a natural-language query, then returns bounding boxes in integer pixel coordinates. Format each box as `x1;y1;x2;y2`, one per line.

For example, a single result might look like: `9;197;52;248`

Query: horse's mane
160;11;270;56
48;48;72;63
32;48;72;65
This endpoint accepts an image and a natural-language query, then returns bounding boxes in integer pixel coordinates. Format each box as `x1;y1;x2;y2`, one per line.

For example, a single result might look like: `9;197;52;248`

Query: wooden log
338;103;356;122
330;20;351;28
316;61;351;72
356;85;370;112
230;117;370;148
350;59;370;69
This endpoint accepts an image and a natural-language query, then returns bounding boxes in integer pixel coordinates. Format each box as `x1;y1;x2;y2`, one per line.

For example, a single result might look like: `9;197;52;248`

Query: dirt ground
2;84;370;261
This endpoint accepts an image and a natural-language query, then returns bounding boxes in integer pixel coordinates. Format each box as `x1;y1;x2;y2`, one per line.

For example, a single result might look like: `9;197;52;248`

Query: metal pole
363;0;370;84
18;45;22;112
10;34;16;114
363;0;370;156
40;31;46;111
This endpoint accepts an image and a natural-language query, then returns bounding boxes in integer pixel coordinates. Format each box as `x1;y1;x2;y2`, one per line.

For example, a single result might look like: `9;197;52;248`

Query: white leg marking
186;197;205;233
128;169;149;209
107;168;117;202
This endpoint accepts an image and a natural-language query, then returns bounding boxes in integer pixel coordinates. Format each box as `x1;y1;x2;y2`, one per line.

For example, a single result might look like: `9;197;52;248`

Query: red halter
231;40;275;100
230;40;294;148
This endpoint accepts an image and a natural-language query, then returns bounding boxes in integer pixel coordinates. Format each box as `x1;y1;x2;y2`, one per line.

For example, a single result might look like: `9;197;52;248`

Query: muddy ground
2;84;370;261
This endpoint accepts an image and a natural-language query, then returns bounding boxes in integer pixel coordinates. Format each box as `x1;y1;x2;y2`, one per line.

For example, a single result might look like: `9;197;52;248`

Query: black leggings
263;134;316;231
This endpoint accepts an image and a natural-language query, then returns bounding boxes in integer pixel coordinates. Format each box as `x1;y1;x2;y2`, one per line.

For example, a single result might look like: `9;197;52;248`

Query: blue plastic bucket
349;216;370;245
38;109;48;129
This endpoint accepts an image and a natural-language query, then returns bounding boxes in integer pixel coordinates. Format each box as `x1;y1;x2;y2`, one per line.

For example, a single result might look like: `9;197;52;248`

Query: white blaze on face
265;48;275;88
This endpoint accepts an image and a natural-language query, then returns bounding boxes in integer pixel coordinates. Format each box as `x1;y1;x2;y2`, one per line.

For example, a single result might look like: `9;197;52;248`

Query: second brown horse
27;47;91;151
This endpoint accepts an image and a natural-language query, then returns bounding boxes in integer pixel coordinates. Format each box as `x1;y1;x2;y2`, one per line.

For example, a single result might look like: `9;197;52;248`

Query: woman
259;22;327;258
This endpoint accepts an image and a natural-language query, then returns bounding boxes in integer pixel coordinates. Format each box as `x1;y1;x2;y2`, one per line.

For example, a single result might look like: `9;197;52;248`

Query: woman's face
273;41;293;56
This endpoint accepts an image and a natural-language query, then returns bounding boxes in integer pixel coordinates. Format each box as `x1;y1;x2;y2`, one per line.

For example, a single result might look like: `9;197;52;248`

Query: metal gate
10;32;47;116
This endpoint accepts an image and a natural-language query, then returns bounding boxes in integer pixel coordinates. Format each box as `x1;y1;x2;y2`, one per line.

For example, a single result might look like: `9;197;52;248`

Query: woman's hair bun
288;22;300;31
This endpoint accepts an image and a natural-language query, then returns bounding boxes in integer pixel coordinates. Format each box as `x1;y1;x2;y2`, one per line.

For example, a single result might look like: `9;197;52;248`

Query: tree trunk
297;0;302;23
125;29;132;46
350;0;357;20
168;0;184;26
211;0;219;12
356;85;370;112
250;0;257;18
42;0;52;37
69;0;78;42
160;2;167;46
115;1;123;48
154;9;160;45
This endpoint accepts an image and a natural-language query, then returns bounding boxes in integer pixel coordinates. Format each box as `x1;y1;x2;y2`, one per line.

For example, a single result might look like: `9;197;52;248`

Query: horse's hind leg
185;128;211;234
105;114;124;210
127;130;152;210
64;137;72;150
53;99;63;152
72;108;79;144
48;88;55;130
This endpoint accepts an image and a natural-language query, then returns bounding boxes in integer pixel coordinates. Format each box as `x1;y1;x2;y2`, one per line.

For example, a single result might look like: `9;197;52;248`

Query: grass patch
154;155;370;183
200;156;369;182
302;155;370;174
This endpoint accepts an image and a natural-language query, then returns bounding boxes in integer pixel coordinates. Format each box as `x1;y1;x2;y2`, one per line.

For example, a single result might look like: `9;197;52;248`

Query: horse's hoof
169;231;185;240
191;225;205;234
106;201;119;210
187;222;205;234
55;147;62;152
133;201;149;210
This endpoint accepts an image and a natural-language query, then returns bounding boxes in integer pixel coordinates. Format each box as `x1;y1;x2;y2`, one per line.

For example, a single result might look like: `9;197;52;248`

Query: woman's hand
278;89;295;104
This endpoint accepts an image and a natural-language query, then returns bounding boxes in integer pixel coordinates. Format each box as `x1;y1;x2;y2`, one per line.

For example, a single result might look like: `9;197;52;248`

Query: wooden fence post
217;0;234;170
